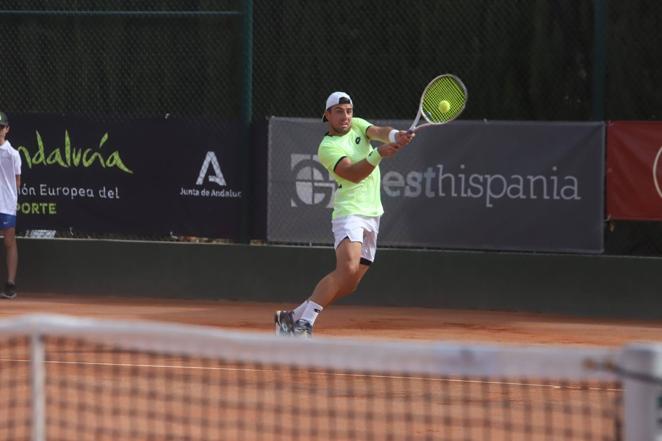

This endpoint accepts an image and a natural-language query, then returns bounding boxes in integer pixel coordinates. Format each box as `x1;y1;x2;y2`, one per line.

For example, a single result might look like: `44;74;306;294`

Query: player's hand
395;130;415;146
377;143;404;158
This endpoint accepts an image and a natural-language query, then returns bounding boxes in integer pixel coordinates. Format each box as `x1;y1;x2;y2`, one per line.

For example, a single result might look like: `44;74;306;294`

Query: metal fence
0;1;249;122
252;0;661;122
2;0;661;123
0;0;660;254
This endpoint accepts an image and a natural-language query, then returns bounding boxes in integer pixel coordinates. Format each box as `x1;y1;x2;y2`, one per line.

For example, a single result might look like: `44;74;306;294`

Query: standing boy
0;112;21;299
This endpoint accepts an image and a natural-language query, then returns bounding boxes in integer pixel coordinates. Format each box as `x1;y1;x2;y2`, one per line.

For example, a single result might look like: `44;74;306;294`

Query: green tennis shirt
317;117;384;219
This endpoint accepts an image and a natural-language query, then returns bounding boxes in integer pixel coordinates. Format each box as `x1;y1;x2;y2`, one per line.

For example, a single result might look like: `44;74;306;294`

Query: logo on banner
16;130;128;217
180;151;241;199
17;130;133;173
654;146;662;200
196;151;226;186
382;164;581;208
290;154;335;208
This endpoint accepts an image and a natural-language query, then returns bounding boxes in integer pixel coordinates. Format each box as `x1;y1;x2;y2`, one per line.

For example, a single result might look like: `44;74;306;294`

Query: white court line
0;357;622;392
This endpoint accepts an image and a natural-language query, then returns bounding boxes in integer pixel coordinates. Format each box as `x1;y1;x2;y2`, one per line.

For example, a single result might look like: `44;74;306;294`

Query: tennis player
0;112;21;299
275;92;414;337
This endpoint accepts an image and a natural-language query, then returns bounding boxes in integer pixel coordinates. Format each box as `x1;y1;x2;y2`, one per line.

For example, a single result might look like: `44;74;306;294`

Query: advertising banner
606;121;662;220
268;118;605;253
11;114;245;238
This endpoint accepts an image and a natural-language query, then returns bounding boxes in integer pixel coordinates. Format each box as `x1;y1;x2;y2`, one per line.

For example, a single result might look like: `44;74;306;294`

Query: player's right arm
366;125;415;146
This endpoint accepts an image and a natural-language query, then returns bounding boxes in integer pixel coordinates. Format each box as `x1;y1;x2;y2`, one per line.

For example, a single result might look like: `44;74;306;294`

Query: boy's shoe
274;310;294;336
0;283;17;300
293;319;313;338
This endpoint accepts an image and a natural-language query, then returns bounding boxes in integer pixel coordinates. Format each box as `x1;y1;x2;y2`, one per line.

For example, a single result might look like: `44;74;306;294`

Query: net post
31;333;46;441
622;343;662;441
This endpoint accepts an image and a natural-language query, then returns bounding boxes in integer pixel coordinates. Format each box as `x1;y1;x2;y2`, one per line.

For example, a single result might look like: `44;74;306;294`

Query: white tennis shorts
332;215;381;264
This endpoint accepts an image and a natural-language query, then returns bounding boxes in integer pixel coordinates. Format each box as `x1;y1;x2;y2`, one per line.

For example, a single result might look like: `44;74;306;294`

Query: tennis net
0;314;659;441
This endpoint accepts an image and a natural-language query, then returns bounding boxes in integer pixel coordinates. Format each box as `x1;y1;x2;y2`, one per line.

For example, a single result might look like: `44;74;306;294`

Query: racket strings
421;76;467;124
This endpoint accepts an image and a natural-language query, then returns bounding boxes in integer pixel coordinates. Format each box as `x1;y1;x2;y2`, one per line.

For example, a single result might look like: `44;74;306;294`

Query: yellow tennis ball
438;100;451;113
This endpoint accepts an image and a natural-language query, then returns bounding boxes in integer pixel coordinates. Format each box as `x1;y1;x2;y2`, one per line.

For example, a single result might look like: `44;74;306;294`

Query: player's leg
275;215;377;337
1;222;17;299
327;215;378;304
309;238;364;307
288;239;362;338
275;217;357;337
328;259;369;304
292;215;379;337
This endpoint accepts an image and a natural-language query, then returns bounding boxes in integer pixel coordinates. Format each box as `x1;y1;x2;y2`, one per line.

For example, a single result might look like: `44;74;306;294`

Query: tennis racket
408;74;467;132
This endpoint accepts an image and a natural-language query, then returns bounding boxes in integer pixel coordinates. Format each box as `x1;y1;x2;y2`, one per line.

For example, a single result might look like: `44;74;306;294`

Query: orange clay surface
1;292;661;346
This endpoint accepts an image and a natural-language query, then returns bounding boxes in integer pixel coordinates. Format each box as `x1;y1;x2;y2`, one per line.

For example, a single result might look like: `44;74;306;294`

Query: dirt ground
0;292;654;441
2;293;662;347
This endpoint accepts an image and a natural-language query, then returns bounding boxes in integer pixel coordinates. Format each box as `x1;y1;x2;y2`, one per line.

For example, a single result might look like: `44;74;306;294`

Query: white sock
300;300;323;326
292;300;308;322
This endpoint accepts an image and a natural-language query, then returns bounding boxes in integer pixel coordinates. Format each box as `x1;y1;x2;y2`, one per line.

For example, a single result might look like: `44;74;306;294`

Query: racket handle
408;112;421;132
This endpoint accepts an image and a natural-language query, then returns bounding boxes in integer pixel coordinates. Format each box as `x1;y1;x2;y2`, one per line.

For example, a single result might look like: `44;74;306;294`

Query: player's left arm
334;143;402;184
366;125;415;146
13;151;21;189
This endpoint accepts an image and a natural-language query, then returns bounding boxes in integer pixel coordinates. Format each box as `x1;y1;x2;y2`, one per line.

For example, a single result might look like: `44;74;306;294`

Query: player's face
0;125;8;141
326;104;353;135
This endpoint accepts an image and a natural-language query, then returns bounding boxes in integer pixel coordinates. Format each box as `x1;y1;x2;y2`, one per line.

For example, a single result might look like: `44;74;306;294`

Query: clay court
2;293;662;346
1;293;653;441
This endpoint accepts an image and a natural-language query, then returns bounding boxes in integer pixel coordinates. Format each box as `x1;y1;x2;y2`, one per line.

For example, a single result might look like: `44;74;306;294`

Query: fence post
591;0;607;121
240;0;254;243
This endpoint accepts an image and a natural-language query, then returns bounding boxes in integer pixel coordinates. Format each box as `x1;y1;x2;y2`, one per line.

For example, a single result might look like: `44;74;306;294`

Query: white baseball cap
322;91;352;121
